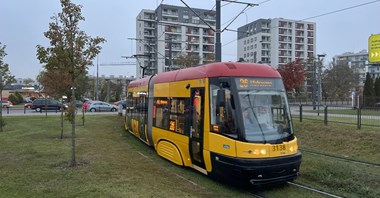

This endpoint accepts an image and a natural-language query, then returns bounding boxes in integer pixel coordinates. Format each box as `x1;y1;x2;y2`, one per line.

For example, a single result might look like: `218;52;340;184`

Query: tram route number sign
369;34;380;63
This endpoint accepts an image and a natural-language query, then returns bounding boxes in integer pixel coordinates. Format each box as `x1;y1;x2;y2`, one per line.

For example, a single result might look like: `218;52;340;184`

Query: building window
192;19;200;24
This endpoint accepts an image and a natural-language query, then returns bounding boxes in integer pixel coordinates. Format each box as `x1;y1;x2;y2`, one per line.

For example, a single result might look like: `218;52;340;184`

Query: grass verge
1;115;379;197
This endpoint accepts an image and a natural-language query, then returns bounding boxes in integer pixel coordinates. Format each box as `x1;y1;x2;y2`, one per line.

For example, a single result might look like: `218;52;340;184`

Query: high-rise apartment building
333;50;368;69
237;18;316;67
136;5;216;79
333;50;380;87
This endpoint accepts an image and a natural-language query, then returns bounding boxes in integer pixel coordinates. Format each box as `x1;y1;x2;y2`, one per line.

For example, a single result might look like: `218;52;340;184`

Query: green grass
298;154;380;198
293;121;380;198
294;121;380;164
1;115;379;197
0;115;253;198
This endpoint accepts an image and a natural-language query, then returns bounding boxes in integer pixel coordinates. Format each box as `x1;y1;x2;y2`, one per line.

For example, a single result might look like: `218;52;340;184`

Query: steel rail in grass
300;148;380;167
287;182;343;198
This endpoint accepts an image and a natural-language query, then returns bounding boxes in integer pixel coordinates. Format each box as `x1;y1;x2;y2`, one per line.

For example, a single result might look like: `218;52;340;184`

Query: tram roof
128;62;280;88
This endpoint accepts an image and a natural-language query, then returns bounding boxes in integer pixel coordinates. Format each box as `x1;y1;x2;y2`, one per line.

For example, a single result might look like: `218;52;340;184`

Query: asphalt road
1;107;118;116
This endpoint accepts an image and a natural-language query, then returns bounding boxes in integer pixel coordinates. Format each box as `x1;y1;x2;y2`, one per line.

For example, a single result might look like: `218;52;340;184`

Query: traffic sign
368;34;380;63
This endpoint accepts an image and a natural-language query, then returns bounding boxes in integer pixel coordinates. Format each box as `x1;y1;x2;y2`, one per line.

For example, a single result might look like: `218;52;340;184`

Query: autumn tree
173;53;200;69
36;0;106;167
277;59;305;92
0;43;16;132
322;64;358;98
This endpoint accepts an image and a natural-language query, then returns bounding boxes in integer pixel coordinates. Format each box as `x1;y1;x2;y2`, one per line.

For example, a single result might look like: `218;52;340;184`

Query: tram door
190;88;205;168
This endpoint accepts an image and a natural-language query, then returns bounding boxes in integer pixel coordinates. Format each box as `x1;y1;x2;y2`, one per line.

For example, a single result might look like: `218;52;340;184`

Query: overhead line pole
216;0;222;62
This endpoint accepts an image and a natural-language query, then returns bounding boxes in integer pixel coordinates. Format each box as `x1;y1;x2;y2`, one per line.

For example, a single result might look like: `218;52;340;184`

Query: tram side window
153;98;170;129
169;98;185;134
126;92;133;115
136;91;148;113
210;85;237;135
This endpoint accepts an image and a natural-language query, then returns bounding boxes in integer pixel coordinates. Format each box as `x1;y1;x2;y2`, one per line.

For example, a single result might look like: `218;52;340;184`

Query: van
31;98;68;112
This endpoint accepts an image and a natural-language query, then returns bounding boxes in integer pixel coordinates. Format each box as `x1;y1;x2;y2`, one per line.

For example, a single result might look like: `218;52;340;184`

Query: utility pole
317;54;326;108
312;54;326;110
123;54;150;79
180;0;257;62
215;0;222;62
312;58;317;110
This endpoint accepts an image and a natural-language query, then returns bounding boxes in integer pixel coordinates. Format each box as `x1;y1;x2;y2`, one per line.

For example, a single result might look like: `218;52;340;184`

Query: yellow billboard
369;34;380;63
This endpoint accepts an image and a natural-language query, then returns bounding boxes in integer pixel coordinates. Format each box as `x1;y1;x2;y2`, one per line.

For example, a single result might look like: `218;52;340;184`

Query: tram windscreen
236;78;293;143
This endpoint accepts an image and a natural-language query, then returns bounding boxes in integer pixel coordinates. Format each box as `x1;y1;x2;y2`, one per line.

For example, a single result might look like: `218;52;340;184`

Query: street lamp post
313;54;326;111
312;59;317;110
318;54;325;110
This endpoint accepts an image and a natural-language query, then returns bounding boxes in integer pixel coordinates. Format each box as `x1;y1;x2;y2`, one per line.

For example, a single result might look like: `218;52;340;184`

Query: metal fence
288;98;352;106
292;104;380;129
289;96;380;108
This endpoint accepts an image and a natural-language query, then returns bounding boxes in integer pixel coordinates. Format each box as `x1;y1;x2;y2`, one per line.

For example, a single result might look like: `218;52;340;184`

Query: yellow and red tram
125;62;301;185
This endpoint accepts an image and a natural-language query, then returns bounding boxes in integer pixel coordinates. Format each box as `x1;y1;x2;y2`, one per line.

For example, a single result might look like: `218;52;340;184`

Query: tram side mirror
217;89;226;107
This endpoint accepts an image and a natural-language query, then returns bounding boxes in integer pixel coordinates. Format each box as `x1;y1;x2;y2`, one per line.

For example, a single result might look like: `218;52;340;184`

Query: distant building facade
237;18;316;67
333;50;380;87
136;4;216;79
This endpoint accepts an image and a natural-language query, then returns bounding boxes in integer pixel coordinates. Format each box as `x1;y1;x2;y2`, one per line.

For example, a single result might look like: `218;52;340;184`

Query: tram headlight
253;149;267;155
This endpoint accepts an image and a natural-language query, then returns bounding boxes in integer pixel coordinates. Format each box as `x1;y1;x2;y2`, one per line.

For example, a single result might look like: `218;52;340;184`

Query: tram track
247;181;344;198
300;148;380;167
247;190;268;198
287;182;343;198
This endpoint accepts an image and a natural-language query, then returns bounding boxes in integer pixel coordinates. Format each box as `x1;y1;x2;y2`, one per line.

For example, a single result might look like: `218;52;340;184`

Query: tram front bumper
210;151;302;185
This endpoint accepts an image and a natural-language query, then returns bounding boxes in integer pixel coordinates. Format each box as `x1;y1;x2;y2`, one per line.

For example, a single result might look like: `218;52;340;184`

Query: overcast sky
1;0;379;79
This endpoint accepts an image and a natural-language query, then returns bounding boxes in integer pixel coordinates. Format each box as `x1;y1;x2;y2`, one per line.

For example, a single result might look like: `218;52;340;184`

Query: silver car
88;101;118;112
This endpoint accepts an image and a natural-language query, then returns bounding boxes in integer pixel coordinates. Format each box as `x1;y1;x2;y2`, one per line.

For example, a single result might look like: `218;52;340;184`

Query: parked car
117;99;136;115
2;100;12;108
375;102;380;108
116;100;126;116
24;97;35;103
88;101;118;112
31;98;68;112
24;102;33;108
114;100;124;106
64;100;83;108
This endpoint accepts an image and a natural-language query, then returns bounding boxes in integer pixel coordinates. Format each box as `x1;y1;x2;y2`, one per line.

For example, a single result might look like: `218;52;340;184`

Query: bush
7;94;18;105
14;92;24;103
7;92;24;105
